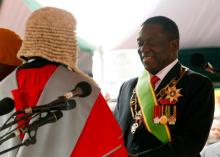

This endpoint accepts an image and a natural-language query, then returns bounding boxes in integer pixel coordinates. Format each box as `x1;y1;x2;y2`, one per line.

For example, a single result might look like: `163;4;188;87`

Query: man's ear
170;39;179;52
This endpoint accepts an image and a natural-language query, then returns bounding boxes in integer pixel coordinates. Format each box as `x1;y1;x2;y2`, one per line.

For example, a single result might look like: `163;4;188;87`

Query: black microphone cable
0;111;62;145
0;111;63;155
0;112;40;142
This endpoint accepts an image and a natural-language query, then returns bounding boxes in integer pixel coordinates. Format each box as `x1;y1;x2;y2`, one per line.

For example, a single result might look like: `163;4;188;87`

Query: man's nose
140;42;151;53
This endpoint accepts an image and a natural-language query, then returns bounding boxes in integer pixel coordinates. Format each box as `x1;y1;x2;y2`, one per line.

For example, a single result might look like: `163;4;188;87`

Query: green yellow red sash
136;70;171;143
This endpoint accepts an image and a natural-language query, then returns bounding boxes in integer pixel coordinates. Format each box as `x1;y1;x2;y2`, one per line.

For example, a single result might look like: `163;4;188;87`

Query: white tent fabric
0;0;31;37
115;0;220;50
1;0;220;50
36;0;220;50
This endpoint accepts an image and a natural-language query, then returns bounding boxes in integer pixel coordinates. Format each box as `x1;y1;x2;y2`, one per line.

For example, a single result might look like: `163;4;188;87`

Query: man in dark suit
114;16;215;157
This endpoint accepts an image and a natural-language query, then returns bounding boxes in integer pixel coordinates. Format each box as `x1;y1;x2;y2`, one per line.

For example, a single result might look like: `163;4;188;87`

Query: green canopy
179;48;220;83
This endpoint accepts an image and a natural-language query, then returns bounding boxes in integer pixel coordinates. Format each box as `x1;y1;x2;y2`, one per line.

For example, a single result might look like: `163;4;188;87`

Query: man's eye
138;42;143;47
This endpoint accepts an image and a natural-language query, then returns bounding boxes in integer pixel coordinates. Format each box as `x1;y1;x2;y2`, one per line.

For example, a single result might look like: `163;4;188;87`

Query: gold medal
168;116;176;125
159;115;168;125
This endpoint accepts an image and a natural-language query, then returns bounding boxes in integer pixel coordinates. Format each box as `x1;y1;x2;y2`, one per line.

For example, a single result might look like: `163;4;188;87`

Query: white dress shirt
153;59;178;89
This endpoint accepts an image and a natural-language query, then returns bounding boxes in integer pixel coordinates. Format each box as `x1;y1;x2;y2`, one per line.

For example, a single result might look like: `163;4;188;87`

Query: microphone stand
0;111;63;155
0;113;40;141
0;127;37;155
0;112;40;155
0;111;33;132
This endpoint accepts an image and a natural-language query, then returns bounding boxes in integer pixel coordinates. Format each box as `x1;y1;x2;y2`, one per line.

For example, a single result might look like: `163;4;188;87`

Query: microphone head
0;97;15;116
45;97;76;111
75;81;92;97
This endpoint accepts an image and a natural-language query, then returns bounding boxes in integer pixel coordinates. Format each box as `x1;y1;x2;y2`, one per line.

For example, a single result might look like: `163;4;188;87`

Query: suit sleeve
138;75;215;157
114;82;125;123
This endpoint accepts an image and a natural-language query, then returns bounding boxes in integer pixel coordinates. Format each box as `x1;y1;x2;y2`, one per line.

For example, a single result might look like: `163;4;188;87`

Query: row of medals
130;84;178;134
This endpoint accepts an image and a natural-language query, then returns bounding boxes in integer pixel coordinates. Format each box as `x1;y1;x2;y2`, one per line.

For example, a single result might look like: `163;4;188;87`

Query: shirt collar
155;59;178;81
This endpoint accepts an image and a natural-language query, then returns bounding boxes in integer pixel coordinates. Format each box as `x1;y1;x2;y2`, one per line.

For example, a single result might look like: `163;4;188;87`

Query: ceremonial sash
136;70;171;143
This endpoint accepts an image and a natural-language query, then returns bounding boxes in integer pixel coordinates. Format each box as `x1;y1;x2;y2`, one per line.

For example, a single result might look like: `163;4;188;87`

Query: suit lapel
156;62;181;93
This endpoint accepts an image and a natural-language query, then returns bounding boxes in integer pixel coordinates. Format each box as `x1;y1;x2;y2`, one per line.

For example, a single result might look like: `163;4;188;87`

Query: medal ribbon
136;69;171;143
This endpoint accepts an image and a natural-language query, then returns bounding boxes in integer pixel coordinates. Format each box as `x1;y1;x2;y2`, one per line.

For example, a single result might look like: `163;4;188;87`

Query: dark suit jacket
114;62;215;157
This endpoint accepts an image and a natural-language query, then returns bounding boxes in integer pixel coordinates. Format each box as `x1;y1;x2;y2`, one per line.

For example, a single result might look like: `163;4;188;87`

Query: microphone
28;110;63;132
0;82;91;115
1;96;75;131
0;98;14;116
0;111;62;145
64;81;92;99
0;98;75;131
23;98;76;114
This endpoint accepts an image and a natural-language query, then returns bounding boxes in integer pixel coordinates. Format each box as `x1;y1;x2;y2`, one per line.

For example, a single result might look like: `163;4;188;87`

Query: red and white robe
0;65;127;157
